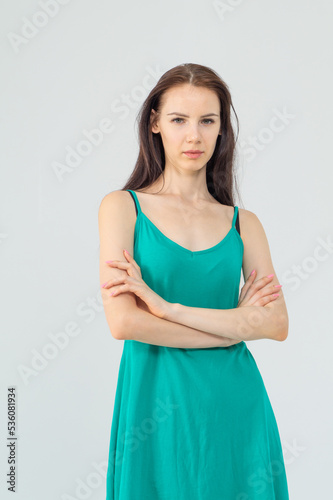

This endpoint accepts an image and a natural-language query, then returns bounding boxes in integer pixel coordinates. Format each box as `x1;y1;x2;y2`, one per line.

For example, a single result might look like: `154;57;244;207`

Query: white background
1;0;332;498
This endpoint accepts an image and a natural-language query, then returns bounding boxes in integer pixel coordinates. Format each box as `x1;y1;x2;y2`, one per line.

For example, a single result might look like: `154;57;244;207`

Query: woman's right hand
237;270;282;308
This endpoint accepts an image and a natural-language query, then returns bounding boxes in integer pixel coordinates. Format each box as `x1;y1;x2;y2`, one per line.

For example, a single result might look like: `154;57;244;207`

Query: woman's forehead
160;85;220;112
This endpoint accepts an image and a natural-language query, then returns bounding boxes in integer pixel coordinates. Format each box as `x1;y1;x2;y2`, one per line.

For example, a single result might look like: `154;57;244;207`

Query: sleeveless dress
105;189;289;500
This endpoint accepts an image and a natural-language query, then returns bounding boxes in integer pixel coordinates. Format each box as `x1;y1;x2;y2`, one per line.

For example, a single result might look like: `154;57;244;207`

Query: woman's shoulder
98;190;135;219
99;189;132;206
237;207;256;219
237;207;261;222
237;207;268;241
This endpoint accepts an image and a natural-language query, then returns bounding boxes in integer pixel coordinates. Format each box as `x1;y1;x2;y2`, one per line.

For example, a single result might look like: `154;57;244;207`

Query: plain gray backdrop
1;0;332;498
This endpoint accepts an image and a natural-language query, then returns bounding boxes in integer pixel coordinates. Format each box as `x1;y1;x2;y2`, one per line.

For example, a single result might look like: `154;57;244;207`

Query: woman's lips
184;152;203;158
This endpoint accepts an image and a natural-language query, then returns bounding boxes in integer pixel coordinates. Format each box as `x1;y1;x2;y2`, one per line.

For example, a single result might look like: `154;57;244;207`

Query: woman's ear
150;109;159;134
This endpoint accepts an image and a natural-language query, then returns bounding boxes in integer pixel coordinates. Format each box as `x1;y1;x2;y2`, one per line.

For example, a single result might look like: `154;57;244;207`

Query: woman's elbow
110;311;139;340
277;325;289;342
108;314;130;340
275;315;289;342
110;328;125;340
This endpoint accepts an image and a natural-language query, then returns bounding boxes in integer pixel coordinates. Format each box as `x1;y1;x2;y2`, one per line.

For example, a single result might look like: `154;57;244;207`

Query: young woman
99;63;290;499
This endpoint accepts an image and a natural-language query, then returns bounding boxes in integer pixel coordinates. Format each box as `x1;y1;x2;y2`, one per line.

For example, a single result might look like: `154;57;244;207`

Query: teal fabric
105;189;289;499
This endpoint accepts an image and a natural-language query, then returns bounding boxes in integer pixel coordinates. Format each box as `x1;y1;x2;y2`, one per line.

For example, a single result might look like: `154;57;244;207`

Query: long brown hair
122;63;242;207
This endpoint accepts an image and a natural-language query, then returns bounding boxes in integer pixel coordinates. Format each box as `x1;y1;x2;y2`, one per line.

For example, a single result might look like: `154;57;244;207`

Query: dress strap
232;206;241;236
127;190;142;217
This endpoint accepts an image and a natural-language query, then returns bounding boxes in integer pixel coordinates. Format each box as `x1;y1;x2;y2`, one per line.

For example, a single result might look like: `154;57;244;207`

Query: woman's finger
247;269;257;281
239;270;256;301
106;261;130;271
123;249;142;272
252;274;275;291
244;275;274;298
109;284;132;297
106;275;149;302
102;276;127;289
107;275;133;289
108;276;137;297
238;273;279;308
254;293;280;307
106;259;141;280
256;283;283;302
248;287;281;306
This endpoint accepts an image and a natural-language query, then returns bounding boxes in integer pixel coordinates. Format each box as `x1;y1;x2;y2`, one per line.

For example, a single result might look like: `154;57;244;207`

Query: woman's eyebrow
166;112;219;118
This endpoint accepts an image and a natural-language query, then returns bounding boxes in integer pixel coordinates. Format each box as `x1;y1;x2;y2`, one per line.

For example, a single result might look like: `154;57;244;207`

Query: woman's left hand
102;249;170;320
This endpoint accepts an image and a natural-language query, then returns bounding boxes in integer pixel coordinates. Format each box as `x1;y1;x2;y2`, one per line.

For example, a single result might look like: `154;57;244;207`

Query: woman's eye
171;118;215;124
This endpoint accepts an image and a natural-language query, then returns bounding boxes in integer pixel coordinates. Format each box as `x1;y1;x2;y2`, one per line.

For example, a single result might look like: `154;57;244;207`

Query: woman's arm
117;302;241;348
164;209;289;342
101;199;288;345
164;298;287;342
99;191;238;348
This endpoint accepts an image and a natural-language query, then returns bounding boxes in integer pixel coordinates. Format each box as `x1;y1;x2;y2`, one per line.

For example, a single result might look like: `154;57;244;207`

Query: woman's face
151;84;221;170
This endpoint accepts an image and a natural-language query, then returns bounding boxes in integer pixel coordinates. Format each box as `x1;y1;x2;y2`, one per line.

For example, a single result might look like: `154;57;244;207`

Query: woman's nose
186;124;200;141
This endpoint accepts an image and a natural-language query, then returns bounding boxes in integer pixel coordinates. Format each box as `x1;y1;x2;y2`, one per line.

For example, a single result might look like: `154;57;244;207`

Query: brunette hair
122;63;242;207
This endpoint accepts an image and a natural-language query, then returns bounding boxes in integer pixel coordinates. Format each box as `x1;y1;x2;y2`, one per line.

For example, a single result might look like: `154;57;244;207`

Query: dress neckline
129;189;243;256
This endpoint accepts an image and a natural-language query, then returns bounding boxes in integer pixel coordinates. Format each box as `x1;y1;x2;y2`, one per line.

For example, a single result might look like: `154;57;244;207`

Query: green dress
105;189;289;499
